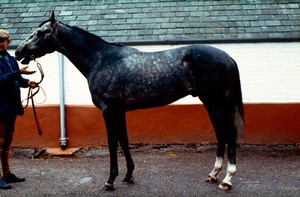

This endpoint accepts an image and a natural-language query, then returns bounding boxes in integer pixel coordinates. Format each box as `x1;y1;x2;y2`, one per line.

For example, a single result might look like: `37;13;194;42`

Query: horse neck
55;23;115;77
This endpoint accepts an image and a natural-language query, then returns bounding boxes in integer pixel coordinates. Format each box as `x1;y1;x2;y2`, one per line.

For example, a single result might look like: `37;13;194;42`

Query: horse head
15;11;58;64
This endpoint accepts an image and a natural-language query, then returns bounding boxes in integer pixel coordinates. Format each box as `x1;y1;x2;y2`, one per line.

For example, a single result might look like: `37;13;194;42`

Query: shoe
0;179;11;189
2;173;25;183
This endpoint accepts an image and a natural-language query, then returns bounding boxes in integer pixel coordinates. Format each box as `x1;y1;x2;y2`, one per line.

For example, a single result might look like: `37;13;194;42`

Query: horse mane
72;25;123;47
39;19;51;27
39;19;124;47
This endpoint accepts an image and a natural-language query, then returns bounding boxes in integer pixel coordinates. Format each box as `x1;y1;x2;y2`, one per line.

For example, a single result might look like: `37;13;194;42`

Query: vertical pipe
58;53;67;149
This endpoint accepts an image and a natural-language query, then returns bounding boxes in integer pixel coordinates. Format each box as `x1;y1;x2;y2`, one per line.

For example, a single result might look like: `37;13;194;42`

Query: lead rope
22;59;45;135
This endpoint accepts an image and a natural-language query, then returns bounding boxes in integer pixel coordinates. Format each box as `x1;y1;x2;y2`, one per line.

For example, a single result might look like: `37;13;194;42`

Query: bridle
22;57;45;135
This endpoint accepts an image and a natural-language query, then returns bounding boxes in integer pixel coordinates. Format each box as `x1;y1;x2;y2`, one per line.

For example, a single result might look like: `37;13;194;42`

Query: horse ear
50;11;55;24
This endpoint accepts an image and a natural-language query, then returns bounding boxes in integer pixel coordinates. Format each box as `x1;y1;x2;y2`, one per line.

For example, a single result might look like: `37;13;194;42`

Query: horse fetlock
218;181;232;191
213;166;222;173
123;176;134;184
124;169;134;183
207;166;222;182
218;163;236;191
205;175;218;183
101;182;115;191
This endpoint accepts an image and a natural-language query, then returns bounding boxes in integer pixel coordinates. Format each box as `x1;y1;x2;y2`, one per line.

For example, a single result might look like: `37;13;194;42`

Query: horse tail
232;59;244;138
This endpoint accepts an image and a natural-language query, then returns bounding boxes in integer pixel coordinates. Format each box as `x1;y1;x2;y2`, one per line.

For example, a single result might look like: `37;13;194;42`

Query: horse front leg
101;109;121;191
119;130;135;183
117;113;135;184
119;134;135;184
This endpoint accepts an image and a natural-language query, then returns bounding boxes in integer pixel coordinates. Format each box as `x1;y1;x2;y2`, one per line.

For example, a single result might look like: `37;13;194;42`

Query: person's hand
20;66;36;75
28;81;38;89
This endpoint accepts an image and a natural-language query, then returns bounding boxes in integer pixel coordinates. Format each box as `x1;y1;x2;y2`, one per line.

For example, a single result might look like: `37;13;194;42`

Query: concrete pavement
0;144;299;197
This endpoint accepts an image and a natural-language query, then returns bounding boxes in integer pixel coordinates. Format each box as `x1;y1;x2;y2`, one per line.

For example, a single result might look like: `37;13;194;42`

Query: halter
22;57;45;135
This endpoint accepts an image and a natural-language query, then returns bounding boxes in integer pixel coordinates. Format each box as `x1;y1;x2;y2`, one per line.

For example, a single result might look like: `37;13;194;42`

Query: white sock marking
209;157;223;179
222;162;236;185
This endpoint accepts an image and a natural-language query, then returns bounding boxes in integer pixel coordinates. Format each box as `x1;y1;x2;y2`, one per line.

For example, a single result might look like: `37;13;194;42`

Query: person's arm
0;68;22;85
18;66;38;88
0;65;36;87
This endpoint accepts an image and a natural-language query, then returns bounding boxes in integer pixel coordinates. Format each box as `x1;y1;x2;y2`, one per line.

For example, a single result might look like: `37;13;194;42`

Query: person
0;29;38;189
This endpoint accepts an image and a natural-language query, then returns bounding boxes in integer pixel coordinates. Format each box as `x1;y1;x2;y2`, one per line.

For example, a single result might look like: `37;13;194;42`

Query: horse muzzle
15;50;33;64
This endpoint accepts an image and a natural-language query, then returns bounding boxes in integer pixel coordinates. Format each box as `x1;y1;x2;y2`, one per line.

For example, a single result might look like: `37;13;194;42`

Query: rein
22;59;45;135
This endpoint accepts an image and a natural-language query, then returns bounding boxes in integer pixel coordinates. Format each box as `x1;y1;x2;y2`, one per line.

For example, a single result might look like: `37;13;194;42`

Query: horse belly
124;93;188;111
123;79;189;110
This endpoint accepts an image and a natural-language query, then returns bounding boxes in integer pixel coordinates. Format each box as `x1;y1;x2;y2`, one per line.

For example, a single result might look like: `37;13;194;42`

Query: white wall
15;52;61;105
11;42;300;106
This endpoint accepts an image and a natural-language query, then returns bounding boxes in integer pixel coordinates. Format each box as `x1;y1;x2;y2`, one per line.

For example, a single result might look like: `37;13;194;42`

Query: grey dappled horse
15;12;244;191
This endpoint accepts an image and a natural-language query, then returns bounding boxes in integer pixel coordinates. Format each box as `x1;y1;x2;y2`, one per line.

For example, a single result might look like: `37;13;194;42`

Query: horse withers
15;12;244;191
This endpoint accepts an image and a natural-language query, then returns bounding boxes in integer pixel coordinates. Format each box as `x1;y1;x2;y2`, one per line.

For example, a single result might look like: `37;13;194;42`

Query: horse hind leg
203;100;238;190
217;123;239;190
203;104;227;184
218;133;237;190
219;105;244;190
207;139;236;191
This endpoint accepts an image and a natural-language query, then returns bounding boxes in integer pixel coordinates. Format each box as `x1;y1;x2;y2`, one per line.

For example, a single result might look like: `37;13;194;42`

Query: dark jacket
0;50;29;117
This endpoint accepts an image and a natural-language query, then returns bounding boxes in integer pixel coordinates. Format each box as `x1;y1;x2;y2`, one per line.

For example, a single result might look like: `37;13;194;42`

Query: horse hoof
123;176;134;184
218;182;232;191
101;183;115;191
205;175;218;183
